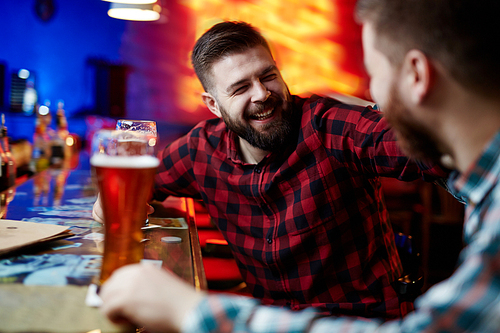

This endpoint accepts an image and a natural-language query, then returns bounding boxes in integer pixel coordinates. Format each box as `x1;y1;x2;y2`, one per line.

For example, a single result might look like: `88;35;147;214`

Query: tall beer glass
90;130;159;283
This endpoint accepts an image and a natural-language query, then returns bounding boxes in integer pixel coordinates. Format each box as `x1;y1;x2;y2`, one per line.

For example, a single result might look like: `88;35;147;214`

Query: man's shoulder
183;118;228;151
293;94;372;116
188;118;226;138
292;94;381;129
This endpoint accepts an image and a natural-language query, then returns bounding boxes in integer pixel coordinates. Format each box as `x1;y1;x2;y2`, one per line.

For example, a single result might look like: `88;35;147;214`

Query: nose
251;82;271;103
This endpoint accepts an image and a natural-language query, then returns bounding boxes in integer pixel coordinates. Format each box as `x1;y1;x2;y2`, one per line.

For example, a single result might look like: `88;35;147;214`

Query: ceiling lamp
107;1;161;21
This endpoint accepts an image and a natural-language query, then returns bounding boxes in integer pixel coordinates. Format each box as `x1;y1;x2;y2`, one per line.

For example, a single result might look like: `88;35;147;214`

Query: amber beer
91;153;160;283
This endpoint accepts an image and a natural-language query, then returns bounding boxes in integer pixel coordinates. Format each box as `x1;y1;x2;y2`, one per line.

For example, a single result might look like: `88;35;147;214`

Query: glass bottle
0;136;9;192
1;114;16;188
50;100;69;167
31;105;51;173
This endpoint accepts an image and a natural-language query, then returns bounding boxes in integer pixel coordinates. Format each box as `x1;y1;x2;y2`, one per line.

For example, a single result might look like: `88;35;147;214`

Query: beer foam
90;154;160;168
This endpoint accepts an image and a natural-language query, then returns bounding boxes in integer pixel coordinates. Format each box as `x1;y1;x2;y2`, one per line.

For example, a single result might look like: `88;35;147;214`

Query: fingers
93;195;153;224
147;203;155;215
102;304;133;326
99;264;206;333
100;265;166;330
99;265;140;325
92;193;105;224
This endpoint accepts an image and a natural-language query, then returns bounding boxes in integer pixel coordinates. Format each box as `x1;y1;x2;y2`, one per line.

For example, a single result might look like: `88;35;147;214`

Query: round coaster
161;236;182;243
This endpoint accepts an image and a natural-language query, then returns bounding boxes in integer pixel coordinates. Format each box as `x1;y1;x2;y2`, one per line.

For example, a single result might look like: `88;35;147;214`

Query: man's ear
402;49;435;105
202;92;222;118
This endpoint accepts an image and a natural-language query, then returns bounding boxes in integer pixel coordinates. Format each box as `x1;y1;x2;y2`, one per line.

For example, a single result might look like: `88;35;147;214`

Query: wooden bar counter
0;152;206;333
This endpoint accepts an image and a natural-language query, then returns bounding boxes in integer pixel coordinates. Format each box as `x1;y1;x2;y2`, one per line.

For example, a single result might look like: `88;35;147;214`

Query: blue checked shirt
181;131;500;333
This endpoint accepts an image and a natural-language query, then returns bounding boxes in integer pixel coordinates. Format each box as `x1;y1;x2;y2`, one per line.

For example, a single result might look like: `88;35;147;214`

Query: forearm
182;294;385;333
181;244;500;333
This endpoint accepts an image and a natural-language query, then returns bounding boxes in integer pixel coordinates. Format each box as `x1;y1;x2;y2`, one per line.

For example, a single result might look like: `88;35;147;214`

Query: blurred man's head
192;21;294;153
356;0;500;98
356;0;500;164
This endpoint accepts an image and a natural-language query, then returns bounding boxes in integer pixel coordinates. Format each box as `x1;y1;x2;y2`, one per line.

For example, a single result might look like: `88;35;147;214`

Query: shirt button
255;167;262;173
267;238;272;244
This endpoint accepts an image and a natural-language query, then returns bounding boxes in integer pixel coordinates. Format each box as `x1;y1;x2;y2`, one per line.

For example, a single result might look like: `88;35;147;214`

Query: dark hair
191;21;273;93
356;0;500;98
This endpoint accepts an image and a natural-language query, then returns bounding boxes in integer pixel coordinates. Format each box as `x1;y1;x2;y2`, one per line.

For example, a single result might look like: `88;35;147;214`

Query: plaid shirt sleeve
307;96;447;181
182;244;500;333
153;127;202;201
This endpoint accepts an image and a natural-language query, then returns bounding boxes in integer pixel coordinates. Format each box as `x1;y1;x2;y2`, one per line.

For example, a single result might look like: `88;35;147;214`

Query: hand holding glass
90;130;159;283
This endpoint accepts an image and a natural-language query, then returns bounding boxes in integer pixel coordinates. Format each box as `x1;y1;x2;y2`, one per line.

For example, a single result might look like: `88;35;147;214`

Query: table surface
0;152;207;333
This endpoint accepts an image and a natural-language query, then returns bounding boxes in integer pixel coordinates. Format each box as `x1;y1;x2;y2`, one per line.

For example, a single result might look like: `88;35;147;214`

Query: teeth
252;108;274;120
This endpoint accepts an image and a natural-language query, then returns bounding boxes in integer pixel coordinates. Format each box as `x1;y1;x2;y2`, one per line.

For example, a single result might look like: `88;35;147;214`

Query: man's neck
238;137;270;164
440;96;500;173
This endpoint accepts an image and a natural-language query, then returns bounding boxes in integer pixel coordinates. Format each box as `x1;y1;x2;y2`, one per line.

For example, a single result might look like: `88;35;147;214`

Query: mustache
247;95;280;115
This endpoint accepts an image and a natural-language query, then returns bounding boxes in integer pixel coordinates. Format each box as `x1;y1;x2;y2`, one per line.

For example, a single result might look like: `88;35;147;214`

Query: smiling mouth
250;108;274;121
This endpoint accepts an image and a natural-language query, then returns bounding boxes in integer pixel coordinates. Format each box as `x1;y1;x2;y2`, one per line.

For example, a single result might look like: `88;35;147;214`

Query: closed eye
262;74;277;82
233;85;249;95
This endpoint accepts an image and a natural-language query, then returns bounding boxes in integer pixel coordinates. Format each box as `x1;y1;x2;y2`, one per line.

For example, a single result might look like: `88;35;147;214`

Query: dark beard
220;95;296;153
384;83;442;163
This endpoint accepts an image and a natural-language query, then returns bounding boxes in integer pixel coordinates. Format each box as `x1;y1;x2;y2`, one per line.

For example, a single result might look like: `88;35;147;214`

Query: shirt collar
452;130;500;206
226;129;246;164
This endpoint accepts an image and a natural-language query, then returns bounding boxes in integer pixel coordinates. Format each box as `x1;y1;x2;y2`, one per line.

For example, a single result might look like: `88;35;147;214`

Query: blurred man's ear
202;92;222;118
402;49;435;105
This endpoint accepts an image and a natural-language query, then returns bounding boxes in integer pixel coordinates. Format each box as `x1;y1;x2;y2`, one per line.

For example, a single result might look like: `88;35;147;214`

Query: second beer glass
91;130;159;283
116;119;157;151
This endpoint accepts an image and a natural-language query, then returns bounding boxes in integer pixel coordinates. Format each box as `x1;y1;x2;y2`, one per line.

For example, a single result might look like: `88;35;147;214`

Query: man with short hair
97;15;461;329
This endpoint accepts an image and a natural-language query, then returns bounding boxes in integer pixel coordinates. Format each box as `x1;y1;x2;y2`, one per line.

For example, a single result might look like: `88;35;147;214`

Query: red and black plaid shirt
154;95;444;319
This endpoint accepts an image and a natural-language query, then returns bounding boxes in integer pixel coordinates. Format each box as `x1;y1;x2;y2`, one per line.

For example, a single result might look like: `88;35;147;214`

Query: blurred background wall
0;1;125;118
0;0;464;291
0;0;368;147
